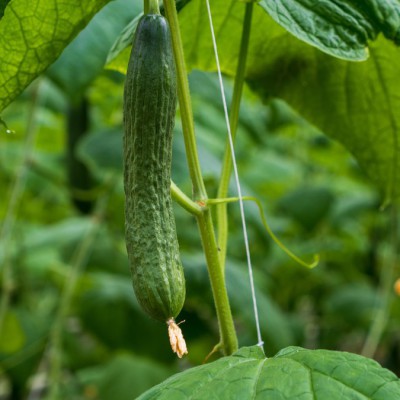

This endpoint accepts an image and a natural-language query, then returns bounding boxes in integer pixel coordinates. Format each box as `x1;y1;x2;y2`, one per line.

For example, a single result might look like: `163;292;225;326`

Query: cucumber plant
1;0;400;398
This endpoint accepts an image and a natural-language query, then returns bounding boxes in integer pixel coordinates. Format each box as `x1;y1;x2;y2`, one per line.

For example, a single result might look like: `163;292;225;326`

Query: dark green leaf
175;0;400;200
0;0;111;112
105;0;193;72
47;0;139;100
76;272;175;362
138;346;400;399
78;128;123;173
78;353;172;400
278;186;334;230
106;12;142;68
247;36;400;201
325;283;382;328
259;0;400;60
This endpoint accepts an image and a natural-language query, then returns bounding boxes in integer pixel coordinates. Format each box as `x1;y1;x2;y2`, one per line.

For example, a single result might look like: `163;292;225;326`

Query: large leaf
138;346;400;399
0;0;111;112
176;1;400;200
47;0;140;100
259;0;400;60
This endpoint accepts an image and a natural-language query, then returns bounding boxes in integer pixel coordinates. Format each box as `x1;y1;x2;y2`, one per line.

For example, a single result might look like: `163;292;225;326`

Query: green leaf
138;346;400;399
325;283;382;328
22;218;93;250
78;128;123;174
0;0;111;113
76;272;175;362
47;0;140;100
105;0;193;72
176;0;400;200
258;0;400;61
277;186;334;231
78;353;172;400
248;36;400;202
106;12;142;71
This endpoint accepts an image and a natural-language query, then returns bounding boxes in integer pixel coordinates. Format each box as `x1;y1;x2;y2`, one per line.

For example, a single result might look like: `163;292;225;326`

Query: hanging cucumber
123;3;187;356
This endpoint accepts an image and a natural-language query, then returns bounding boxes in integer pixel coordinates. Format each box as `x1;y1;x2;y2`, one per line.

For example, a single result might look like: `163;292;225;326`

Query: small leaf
259;0;400;60
0;0;111;113
138;346;400;399
106;12;142;68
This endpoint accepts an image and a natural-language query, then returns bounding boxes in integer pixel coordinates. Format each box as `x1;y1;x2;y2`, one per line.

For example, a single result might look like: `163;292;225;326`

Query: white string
205;0;263;348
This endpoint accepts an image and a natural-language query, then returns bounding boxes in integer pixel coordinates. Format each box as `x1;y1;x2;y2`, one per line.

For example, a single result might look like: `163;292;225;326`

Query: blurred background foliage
0;0;399;399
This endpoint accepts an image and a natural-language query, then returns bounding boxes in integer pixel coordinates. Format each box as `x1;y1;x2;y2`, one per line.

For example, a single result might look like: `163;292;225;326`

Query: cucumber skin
123;14;185;322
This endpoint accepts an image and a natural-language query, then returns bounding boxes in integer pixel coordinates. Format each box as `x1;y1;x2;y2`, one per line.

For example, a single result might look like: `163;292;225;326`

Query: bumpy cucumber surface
123;13;185;322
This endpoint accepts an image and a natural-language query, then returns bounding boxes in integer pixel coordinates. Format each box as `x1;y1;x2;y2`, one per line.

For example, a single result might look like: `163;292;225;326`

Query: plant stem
362;204;398;358
216;2;253;267
0;81;41;335
163;0;237;354
198;210;238;355
144;0;150;14
171;181;202;216
163;0;206;201
148;0;160;14
46;177;114;399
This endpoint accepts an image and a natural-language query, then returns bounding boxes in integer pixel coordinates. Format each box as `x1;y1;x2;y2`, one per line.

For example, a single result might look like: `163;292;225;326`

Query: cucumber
123;12;185;323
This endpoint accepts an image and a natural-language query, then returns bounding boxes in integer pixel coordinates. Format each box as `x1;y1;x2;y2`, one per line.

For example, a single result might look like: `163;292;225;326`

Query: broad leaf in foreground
259;0;400;60
138;346;400;399
0;0;111;112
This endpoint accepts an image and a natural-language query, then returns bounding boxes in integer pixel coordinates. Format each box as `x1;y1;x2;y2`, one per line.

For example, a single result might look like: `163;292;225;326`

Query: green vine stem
171;181;202;216
46;176;114;399
362;204;398;358
163;0;207;201
216;2;253;268
163;0;238;355
147;0;160;14
197;211;238;355
0;81;41;336
209;196;319;269
144;0;150;14
0;117;15;134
